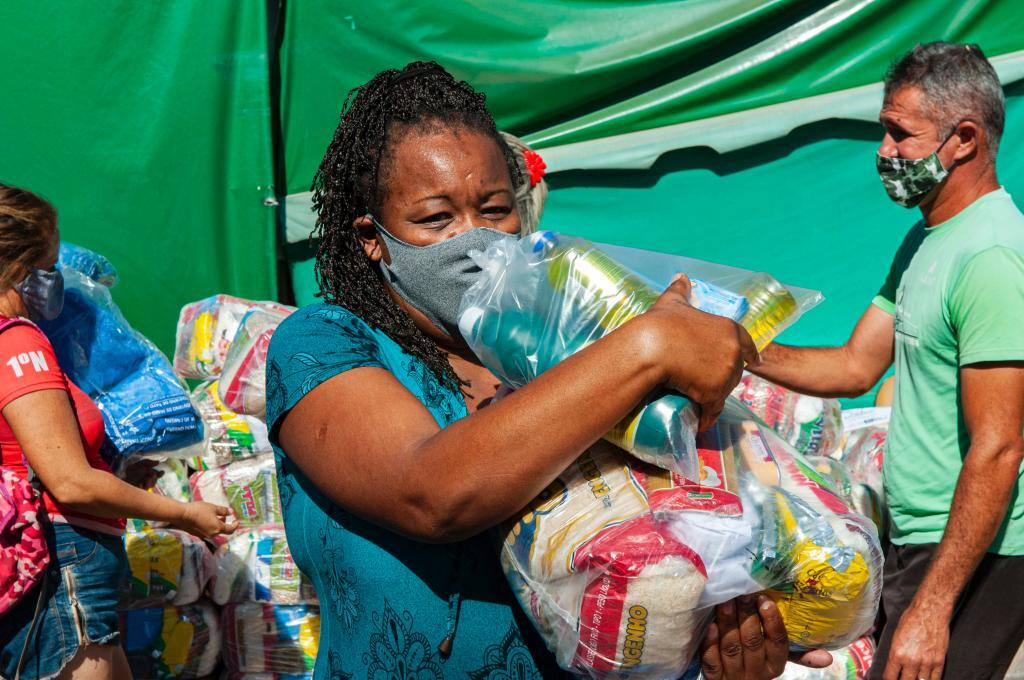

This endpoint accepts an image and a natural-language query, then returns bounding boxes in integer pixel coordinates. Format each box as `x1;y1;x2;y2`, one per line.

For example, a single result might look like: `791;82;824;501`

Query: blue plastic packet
58;241;118;287
38;269;201;461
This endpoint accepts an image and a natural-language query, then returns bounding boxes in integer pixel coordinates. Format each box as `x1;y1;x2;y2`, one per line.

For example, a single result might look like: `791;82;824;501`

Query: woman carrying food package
0;185;237;680
266;62;836;678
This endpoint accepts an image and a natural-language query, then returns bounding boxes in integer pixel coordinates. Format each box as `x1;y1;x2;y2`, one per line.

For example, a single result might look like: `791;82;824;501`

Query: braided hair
312;61;523;391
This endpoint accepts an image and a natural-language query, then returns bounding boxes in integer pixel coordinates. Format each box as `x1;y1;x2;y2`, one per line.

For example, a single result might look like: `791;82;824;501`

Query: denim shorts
0;522;128;679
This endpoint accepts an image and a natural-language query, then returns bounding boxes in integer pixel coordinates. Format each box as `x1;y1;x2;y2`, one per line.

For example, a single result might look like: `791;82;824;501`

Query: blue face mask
370;215;517;336
15;268;64;321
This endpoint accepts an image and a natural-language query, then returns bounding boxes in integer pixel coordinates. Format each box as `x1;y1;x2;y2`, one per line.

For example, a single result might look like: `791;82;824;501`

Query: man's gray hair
884;41;1005;155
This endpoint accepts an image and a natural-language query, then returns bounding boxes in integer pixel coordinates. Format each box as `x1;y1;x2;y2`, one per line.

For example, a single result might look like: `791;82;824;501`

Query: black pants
868;543;1024;680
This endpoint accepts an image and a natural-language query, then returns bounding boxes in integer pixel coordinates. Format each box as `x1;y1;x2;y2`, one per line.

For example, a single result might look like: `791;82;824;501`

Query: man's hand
884;602;950;680
699;595;832;679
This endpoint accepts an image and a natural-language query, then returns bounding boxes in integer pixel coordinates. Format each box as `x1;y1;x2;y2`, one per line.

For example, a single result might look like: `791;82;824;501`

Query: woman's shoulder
265;303;388;431
272;302;381;351
267;302;386;380
0;318;55;357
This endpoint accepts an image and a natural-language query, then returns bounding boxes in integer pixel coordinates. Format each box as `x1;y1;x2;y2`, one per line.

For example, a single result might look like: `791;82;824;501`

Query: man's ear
354;214;384;262
952;120;982;162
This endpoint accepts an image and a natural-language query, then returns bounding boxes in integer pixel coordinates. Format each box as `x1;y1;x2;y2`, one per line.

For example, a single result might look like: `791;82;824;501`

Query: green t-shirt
873;188;1024;554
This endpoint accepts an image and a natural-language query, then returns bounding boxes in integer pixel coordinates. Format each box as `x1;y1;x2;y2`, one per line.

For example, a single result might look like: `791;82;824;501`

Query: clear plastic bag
174;295;294;380
803;456;884;535
834;426;888;537
124;526;213;608
37;269;201;459
459;231;822;478
191;454;283;543
209;528;317;606
837;426;886;500
779;635;875;679
502;399;882;678
732;374;843;458
57;241;118;287
218;306;294;419
178;380;272;470
150;457;191;503
121;600;221;679
221;603;320;675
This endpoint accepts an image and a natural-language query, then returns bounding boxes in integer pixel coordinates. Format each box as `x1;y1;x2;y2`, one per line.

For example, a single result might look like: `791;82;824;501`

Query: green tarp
287;87;1024;406
281;0;1024;191
0;2;277;353
3;0;1023;395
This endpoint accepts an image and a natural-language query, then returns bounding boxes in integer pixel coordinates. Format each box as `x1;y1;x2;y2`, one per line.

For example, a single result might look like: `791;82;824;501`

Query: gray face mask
370;215;516;336
15;268;64;321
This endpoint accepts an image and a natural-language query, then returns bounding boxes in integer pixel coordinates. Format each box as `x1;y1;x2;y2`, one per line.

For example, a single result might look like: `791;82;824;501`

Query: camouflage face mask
876;129;957;208
876;153;948;208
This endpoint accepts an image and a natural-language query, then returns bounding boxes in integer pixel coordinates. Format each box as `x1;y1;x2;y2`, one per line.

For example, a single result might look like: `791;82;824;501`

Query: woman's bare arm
279;278;756;543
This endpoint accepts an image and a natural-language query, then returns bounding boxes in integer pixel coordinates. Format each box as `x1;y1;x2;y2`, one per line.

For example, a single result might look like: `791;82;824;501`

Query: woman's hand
171;501;238;540
699;595;833;680
639;274;759;430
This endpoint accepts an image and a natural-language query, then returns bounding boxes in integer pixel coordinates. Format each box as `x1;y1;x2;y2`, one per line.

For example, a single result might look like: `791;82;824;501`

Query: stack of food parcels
69;285;317;679
459;232;883;677
168;294;320;679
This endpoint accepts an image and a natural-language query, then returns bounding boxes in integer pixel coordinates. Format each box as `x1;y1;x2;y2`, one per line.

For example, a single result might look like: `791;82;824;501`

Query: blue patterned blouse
265;303;565;679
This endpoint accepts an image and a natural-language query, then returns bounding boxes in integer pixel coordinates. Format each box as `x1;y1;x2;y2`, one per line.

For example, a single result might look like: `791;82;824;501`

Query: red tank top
0;319;124;535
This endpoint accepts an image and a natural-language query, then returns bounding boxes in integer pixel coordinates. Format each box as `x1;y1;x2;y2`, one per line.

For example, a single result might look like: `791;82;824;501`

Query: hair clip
522;149;547;188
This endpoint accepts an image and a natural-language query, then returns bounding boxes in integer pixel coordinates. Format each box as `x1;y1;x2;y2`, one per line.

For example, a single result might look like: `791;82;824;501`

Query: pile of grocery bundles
120;523;221;679
460;233;881;677
175;294;319;679
40;243;202;462
459;231;822;481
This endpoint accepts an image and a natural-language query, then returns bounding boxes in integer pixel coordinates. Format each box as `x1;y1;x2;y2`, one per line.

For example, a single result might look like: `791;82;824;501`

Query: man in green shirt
751;42;1024;680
